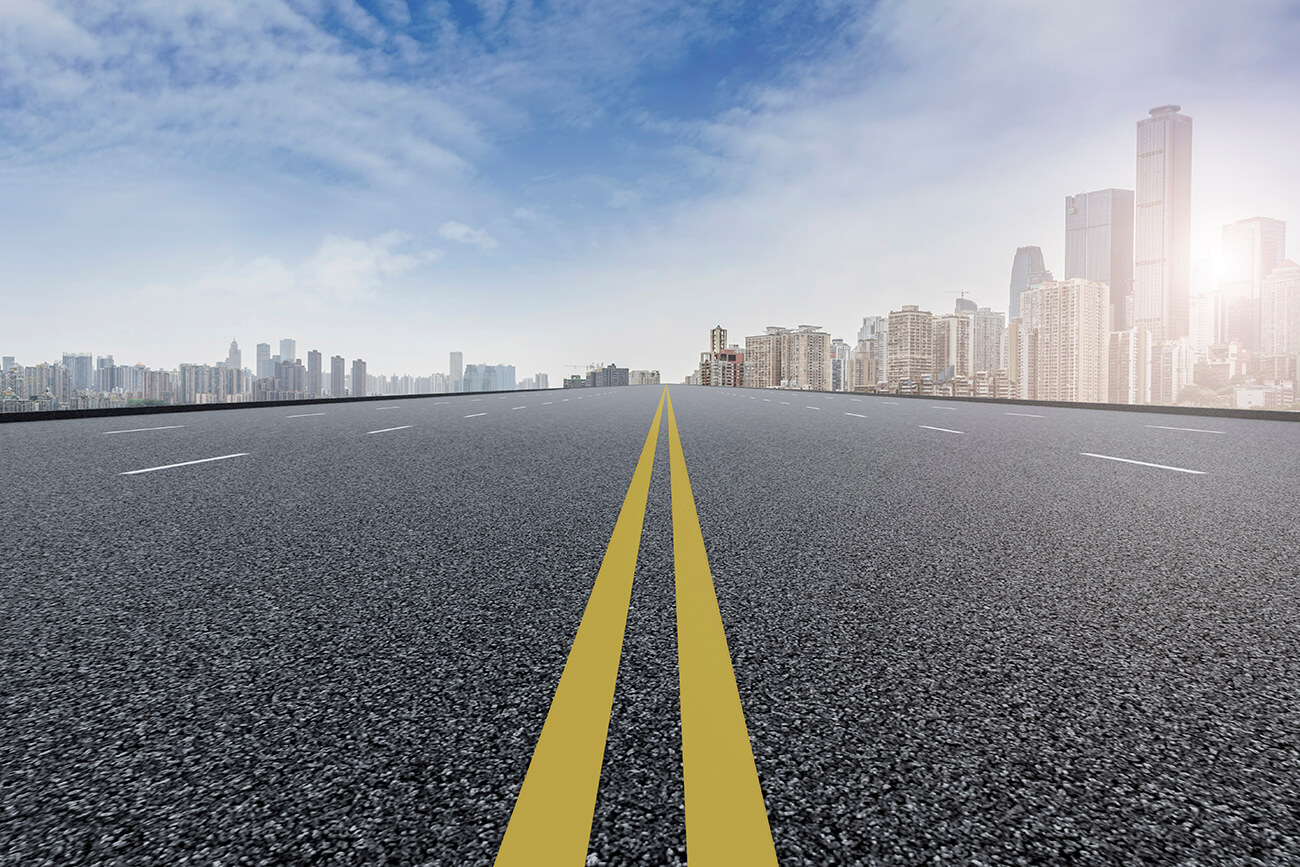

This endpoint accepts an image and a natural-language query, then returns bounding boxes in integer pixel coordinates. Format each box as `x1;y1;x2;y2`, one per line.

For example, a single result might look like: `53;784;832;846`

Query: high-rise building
536;373;549;390
744;327;787;389
1066;189;1135;331
971;308;1005;374
587;364;629;388
351;359;367;397
1222;217;1286;299
256;343;272;379
780;326;831;390
1135;104;1193;342
279;339;296;365
226;339;241;371
1009;246;1051;320
1220;217;1286;352
932;314;973;382
886;306;934;390
830;338;850;391
307;350;322;397
1018;279;1109;403
1108;327;1151;404
628;370;660;386
450;351;463;393
95;355;115;393
709;326;727;355
330;355;345;398
856;316;888;384
1261;260;1300;361
61;352;93;392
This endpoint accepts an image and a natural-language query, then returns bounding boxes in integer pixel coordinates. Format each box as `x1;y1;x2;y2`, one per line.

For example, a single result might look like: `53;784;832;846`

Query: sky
3;0;1299;382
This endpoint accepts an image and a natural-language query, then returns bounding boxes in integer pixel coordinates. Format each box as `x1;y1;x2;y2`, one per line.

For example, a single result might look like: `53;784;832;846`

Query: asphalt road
2;387;1298;865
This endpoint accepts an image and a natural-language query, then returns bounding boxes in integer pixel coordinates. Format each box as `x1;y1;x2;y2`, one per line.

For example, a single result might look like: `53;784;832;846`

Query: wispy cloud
195;231;440;301
438;221;499;250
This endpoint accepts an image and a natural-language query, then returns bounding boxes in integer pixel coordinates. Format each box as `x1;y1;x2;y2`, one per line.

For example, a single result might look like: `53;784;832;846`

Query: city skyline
2;2;1298;377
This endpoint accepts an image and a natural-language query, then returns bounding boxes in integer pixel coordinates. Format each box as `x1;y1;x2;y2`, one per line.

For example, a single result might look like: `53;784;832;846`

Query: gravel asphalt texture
2;387;1298;865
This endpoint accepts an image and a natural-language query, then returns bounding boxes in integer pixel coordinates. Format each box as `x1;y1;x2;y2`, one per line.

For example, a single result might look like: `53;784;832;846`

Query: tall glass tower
1135;105;1193;341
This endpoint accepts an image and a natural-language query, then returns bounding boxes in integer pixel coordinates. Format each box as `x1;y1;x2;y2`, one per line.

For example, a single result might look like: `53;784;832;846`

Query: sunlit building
1066;189;1135;331
1135;104;1193;341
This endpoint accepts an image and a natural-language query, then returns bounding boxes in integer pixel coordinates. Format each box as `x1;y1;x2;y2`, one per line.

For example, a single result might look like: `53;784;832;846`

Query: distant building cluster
1;342;551;413
688;105;1300;410
560;363;660;389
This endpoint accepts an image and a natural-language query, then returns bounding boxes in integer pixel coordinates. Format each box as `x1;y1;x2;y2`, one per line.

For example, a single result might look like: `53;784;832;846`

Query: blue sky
2;0;1299;380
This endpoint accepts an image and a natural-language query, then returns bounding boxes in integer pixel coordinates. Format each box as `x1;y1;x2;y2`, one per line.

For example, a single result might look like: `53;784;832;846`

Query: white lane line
367;425;413;434
512;406;526;410
805;406;821;410
883;401;900;405
375;406;401;411
825;396;835;400
780;401;790;405
763;398;771;402
1081;453;1205;474
1145;425;1226;434
562;399;570;402
464;412;487;418
103;425;186;434
850;398;862;402
542;401;553;405
931;406;957;411
918;425;964;435
286;413;326;418
1005;412;1045;418
845;412;868;418
119;453;248;475
471;398;483;402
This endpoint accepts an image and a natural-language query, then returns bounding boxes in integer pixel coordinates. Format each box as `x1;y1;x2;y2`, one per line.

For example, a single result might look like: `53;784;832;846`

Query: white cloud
438;221;499;250
197;231;440;301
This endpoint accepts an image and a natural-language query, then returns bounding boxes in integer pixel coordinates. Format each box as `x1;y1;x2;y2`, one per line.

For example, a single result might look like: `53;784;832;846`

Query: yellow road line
495;391;666;867
665;390;778;866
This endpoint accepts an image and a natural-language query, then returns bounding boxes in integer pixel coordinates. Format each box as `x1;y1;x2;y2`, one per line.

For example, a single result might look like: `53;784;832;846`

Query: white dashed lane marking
119;453;249;475
103;425;186;434
1081;453;1205;474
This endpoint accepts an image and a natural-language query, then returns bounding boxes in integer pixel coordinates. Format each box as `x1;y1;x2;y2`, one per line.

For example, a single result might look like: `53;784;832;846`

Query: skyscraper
1008;246;1051;320
932;314;972;382
744;328;787;388
351;359;367;397
330;355;345;398
710;326;727;355
830;338;850;391
61;352;93;392
226;339;242;371
971;308;1005;374
1220;217;1286;351
450;351;463;393
1066;189;1135;331
256;343;272;379
1019;279;1110;403
886;306;934;389
1261;260;1300;360
307;350;322;397
1135;104;1193;341
279;339;296;365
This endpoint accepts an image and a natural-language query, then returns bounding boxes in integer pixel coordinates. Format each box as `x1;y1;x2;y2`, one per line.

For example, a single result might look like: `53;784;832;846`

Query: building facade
1066;188;1135;331
887;305;934;390
1019;279;1109;403
1135;105;1193;341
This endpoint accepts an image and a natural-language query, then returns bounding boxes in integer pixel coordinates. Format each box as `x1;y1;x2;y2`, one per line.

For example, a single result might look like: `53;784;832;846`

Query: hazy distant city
8;104;1295;414
692;105;1298;412
0;343;664;413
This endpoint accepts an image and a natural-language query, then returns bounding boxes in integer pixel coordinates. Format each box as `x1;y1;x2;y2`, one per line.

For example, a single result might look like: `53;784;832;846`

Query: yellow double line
495;389;777;866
